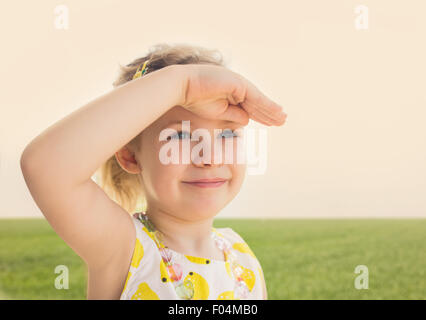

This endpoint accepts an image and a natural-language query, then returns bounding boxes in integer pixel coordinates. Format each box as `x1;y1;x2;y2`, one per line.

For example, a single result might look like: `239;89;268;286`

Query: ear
114;146;142;174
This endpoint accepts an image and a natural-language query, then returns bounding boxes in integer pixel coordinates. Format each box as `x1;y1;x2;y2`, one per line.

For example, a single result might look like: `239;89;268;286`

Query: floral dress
119;213;266;300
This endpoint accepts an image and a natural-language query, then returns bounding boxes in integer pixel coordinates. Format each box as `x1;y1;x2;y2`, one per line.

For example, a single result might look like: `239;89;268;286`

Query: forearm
21;64;186;186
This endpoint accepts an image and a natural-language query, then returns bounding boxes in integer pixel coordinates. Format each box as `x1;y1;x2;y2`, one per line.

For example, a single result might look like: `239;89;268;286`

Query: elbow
20;148;30;174
20;146;39;176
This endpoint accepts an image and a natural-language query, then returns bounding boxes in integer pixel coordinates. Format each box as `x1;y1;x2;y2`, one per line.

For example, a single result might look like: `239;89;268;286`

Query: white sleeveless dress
119;213;266;300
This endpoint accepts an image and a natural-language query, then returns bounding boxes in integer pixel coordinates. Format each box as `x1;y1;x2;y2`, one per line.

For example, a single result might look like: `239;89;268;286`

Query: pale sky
1;0;425;218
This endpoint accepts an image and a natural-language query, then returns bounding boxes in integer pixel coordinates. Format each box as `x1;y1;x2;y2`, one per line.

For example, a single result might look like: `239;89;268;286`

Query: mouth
181;178;228;188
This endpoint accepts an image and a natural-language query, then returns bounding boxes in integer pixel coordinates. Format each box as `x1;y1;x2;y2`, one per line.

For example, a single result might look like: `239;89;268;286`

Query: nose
191;133;223;168
192;146;221;168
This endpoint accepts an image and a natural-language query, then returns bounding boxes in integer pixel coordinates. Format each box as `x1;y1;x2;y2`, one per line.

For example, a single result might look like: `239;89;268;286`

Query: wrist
165;64;190;108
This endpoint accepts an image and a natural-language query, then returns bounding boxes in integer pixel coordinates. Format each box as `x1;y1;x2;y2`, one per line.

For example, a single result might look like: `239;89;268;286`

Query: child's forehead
158;106;241;129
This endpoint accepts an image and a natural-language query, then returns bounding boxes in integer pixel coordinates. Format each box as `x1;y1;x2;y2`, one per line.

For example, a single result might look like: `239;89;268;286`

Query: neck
144;207;215;256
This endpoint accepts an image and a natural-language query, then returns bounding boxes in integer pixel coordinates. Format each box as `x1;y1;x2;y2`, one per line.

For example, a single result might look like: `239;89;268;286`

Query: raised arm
21;65;185;187
20;65;186;268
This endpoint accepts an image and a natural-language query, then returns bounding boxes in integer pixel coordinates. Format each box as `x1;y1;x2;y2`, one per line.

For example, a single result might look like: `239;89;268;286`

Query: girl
20;43;287;300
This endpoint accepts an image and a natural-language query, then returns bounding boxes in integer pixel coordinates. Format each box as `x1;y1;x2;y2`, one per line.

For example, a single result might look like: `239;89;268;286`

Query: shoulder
216;227;267;299
215;227;245;243
215;227;258;260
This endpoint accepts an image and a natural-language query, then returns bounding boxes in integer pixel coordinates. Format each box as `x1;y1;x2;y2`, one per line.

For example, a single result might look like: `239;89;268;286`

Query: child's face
125;106;247;220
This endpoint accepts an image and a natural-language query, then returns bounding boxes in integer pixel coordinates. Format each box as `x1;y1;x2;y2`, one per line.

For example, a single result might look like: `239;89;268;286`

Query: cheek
155;163;183;186
227;163;246;192
145;161;186;200
139;139;185;199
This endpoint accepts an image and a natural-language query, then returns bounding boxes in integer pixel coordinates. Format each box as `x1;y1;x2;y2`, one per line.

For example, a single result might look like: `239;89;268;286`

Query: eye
219;129;239;139
169;131;191;140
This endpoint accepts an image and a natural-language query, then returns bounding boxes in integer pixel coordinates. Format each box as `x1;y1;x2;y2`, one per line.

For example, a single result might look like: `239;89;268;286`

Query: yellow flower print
130;238;144;269
141;226;156;241
160;260;172;283
211;228;224;238
131;282;160;300
185;255;211;265
217;290;235;300
225;261;233;278
239;264;256;291
184;271;209;300
232;242;256;259
228;262;256;291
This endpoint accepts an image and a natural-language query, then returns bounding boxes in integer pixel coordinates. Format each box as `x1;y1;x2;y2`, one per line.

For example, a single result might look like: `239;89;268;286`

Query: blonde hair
94;43;227;214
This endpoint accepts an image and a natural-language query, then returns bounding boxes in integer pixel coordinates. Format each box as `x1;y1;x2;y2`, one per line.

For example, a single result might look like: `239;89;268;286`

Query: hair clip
132;60;150;80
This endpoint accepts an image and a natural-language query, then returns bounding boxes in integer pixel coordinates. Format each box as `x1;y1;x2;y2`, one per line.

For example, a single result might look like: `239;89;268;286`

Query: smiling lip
182;178;228;188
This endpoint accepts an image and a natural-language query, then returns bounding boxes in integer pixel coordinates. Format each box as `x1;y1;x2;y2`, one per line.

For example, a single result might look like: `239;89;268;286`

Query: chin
182;201;227;219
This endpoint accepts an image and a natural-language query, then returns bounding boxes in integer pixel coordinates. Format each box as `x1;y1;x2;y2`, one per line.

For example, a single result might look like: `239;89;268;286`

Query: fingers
242;78;286;123
227;76;246;106
258;106;286;126
253;98;286;125
216;104;250;126
241;97;287;126
246;106;284;126
254;93;285;123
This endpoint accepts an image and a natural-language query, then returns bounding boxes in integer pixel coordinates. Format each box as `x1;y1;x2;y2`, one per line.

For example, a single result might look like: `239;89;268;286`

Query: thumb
216;104;250;126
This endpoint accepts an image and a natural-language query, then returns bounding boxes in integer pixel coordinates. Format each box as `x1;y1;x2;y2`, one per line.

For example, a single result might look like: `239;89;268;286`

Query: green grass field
0;218;425;299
